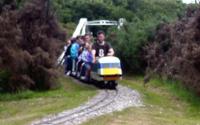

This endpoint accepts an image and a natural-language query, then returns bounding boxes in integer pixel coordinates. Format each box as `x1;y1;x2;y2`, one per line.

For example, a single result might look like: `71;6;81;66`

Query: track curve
31;85;142;125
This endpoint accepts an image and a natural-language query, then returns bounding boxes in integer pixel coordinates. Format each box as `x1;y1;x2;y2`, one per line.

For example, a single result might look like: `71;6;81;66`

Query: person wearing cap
92;31;114;62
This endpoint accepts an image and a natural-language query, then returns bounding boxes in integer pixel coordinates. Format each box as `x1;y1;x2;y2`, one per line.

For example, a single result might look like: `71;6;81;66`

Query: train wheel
107;81;117;89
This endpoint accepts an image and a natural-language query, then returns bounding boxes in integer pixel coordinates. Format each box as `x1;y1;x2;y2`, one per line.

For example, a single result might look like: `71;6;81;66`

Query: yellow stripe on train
101;68;122;76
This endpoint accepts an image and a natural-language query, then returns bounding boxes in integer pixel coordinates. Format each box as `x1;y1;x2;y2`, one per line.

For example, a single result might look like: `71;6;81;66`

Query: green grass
83;76;200;125
0;77;97;125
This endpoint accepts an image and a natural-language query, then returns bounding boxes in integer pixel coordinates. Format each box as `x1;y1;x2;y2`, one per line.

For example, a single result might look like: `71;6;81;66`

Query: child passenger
66;36;83;76
76;42;93;81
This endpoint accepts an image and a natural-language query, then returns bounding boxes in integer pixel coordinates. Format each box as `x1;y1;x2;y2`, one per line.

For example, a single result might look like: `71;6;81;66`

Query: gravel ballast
31;85;143;125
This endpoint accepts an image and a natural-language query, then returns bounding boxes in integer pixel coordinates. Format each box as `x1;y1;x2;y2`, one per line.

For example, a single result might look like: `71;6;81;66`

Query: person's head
76;35;84;44
76;36;81;41
85;42;92;51
66;39;71;45
97;31;105;43
84;33;91;43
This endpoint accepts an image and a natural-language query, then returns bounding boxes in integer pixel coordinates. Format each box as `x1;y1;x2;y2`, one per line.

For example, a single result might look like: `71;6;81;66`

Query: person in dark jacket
64;38;72;75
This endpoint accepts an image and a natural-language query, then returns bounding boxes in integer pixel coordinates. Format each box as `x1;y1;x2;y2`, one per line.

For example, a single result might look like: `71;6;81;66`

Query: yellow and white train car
90;56;122;88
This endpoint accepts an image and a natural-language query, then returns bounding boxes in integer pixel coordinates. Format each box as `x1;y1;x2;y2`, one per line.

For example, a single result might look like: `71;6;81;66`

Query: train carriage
90;56;122;88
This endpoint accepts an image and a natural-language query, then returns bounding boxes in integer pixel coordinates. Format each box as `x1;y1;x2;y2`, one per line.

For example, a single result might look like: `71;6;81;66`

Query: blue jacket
70;42;80;59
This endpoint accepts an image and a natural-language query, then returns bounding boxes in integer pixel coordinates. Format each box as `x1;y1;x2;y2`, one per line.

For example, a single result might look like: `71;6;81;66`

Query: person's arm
88;51;93;63
91;49;96;63
107;43;115;56
107;48;114;56
79;45;84;53
70;43;78;58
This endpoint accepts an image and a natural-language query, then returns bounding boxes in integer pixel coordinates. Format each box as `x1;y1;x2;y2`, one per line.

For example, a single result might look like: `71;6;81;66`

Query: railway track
32;89;118;125
31;82;142;125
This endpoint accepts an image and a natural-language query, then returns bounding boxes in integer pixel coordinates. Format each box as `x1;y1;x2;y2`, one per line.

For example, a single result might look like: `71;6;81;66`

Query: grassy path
0;77;97;125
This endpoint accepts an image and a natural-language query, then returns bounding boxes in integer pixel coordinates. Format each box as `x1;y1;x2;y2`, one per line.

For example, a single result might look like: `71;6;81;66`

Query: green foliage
109;0;185;73
50;0;186;74
16;0;25;8
0;70;11;92
109;22;149;73
150;77;200;108
108;21;164;73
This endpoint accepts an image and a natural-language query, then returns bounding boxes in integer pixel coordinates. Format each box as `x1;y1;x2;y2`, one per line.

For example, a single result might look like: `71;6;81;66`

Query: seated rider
76;34;91;75
78;33;91;56
77;42;93;80
92;31;114;62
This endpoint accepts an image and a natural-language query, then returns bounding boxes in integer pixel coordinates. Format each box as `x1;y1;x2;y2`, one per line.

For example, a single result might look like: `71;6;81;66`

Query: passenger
65;37;78;76
78;42;93;81
92;31;114;62
78;36;86;56
78;33;92;55
68;36;83;75
64;39;72;75
84;33;92;44
76;33;93;80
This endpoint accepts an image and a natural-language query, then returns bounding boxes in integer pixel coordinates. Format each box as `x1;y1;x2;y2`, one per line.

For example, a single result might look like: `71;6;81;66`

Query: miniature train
74;56;122;89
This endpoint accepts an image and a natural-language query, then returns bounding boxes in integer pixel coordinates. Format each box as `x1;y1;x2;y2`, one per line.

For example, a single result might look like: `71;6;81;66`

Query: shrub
145;6;200;95
0;0;66;92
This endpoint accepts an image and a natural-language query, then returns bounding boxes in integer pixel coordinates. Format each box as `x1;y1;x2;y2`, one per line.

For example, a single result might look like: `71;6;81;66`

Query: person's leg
77;60;82;72
80;62;91;81
80;62;86;77
72;58;78;75
85;62;92;80
65;56;72;75
67;57;71;71
76;60;83;77
64;56;69;74
72;59;75;73
76;60;80;72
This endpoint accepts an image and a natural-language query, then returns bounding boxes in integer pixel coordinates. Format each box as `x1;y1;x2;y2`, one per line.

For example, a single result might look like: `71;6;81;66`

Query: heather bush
145;6;200;94
0;0;66;92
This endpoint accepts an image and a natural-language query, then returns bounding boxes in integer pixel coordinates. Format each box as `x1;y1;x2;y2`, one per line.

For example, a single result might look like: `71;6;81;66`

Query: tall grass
151;77;200;107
